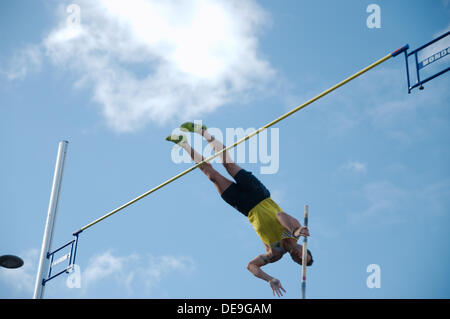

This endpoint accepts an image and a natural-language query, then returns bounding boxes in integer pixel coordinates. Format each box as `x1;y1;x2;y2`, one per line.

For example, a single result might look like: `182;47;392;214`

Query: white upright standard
33;141;69;299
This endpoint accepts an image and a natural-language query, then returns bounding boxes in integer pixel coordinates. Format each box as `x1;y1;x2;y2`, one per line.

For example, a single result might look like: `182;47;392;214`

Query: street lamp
0;255;24;269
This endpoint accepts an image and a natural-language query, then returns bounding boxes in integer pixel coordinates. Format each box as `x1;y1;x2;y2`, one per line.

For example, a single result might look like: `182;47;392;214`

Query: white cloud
0;249;38;296
0;248;194;297
81;250;136;290
141;255;195;291
348;180;450;226
1;45;42;81
81;250;194;296
41;0;274;132
348;182;408;225
419;180;450;218
341;161;367;174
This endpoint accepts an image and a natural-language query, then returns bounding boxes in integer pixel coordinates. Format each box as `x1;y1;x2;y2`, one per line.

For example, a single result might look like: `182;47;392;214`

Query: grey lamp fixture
0;255;24;269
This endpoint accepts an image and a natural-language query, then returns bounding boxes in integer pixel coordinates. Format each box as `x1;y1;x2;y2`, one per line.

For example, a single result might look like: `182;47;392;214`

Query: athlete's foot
165;133;187;146
180;122;207;134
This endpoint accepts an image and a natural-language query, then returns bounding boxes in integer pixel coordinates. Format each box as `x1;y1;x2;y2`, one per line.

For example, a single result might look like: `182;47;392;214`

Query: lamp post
0;255;24;269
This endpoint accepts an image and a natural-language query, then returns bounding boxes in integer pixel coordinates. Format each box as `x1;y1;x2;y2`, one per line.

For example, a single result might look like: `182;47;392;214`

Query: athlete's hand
269;278;286;297
294;226;310;237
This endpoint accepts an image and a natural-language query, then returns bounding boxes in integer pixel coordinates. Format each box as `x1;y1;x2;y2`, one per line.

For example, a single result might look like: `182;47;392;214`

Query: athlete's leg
180;141;233;195
180;122;242;178
201;128;243;178
276;212;302;234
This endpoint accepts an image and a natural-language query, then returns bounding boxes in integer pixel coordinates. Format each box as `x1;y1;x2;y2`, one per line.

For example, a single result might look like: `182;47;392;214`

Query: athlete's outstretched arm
247;253;286;297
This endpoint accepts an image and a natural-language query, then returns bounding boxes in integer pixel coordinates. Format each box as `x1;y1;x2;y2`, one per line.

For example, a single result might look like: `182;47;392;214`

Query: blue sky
1;0;449;299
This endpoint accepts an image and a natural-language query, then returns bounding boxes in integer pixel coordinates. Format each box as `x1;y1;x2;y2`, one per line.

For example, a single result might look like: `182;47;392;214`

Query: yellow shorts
248;198;297;246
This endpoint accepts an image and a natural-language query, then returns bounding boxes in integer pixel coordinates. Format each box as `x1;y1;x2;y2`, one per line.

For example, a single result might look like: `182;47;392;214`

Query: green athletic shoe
180;122;207;133
165;134;187;145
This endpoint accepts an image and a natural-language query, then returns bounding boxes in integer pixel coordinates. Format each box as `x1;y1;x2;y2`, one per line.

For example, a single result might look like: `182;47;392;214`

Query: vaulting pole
75;45;409;234
301;205;309;299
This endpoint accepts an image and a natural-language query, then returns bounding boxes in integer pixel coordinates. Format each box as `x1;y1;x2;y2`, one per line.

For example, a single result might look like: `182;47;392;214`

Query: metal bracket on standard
42;234;80;286
403;31;449;93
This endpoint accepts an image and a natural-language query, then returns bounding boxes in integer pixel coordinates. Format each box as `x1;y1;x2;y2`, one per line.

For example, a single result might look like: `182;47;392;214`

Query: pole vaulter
38;39;445;298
